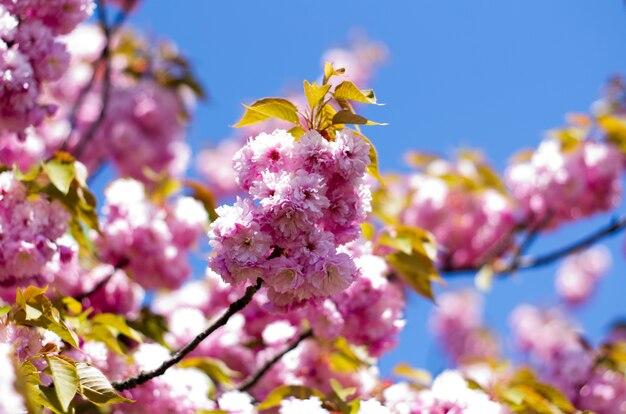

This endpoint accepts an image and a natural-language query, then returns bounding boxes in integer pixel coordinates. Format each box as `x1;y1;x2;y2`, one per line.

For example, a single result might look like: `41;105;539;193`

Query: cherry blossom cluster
81;78;192;183
0;22;195;185
0;171;71;290
555;245;611;306
111;343;216;414
509;304;626;412
305;238;406;357
430;289;500;364
400;155;516;268
197;38;385;203
506;138;623;229
381;370;508;414
208;128;372;307
152;265;388;401
0;0;94;135
96;178;208;290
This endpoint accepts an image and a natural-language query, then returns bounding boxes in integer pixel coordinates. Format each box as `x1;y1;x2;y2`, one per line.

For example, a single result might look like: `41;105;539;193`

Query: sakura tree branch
507;212;553;270
511;214;626;271
72;0;112;159
61;7;128;153
443;213;626;276
73;258;130;302
113;278;263;391
238;329;313;392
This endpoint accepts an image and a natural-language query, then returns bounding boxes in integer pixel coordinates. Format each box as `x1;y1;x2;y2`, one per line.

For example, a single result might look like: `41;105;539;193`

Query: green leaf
233;98;299;127
257;385;324;410
405;151;440;168
323;61;345;85
0;304;10;317
61;297;82;315
92;313;143;343
40;386;76;414
360;223;375;241
178;357;240;385
379;226;440;300
304;80;331;109
393;363;432;386
332;110;386;126
288;125;307;140
43;157;76;195
329;337;371;373
127;307;170;348
76;362;133;406
46;355;79;411
357;133;384;185
333;81;381;105
183;179;218;222
386;252;438;300
13;287;80;349
329;378;356;402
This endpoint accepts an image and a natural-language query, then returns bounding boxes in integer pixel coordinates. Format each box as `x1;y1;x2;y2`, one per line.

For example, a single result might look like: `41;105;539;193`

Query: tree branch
238;329;313;392
72;0;113;158
443;213;626;277
61;7;128;153
112;278;263;391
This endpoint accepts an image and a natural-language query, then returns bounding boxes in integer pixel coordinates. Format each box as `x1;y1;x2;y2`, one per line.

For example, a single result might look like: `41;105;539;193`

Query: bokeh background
114;1;626;376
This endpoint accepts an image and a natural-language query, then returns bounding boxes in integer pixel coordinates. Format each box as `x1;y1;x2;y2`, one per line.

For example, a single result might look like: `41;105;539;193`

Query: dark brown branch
61;3;128;154
507;212;553;270
512;214;626;271
72;0;112;158
443;213;626;277
73;258;129;301
238;329;313;392
113;278;263;391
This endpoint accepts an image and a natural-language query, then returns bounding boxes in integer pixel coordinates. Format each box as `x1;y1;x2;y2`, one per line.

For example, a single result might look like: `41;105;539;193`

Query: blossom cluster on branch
2;1;626;413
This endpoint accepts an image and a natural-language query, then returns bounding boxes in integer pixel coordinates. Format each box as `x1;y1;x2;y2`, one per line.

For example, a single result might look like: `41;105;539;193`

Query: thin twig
238;329;313;392
113;278;263;391
508;212;553;270
73;258;129;302
444;213;626;277
72;0;113;158
61;7;128;154
512;214;626;271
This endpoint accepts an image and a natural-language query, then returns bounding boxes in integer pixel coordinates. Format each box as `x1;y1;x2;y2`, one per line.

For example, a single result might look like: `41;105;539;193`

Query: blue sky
124;1;626;376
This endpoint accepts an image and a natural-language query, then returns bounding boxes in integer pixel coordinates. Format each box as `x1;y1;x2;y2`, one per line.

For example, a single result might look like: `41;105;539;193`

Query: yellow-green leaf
357;133;384;185
334;81;381;105
61;297;82;315
92;313;143;343
13;287;80;349
46;355;79;411
323;61;345;85
40;386;76;414
184;179;218;222
332;110;386;126
387;252;438;300
304;80;331;109
179;357;240;385
288;125;307;140
329;378;356;402
393;364;432;386
76;362;133;406
257;385;324;410
233;98;299;127
43;158;76;195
